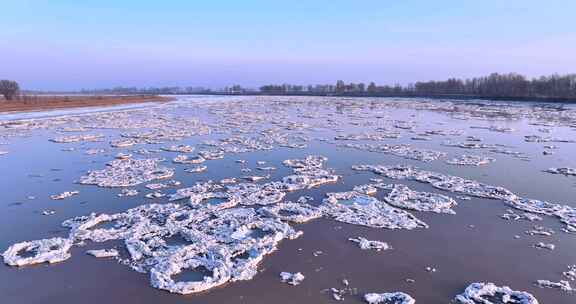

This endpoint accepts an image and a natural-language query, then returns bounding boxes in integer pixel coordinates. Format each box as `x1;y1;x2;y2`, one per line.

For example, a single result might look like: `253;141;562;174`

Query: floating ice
443;141;495;150
259;202;322;223
283;155;327;170
3;156;352;294
349;237;391;251
384;184;457;214
42;209;56;216
534;242;555;250
364;292;415;304
50;134;103;143
118;188;139;197
2;237;72;266
353;164;576;231
545;167;576;177
161;145;195;153
184;165;208;173
525;226;553;236
85;148;105;155
535;280;573;292
454;282;539;304
79;158;174;187
446;155;495;166
226;183;286;206
173;154;205;164
279;272;305;286
187;191;240;210
150;244;232;294
86;249;119;258
563;265;576;281
342;143;446;162
5;200;304;294
50;190;79;200
525;135;575;143
110;139;137;148
198;150;224;160
257;166;277;171
242;175;268;182
501;209;543;222
220;177;237;184
334;132;400;141
145;191;165;199
320;191;428;229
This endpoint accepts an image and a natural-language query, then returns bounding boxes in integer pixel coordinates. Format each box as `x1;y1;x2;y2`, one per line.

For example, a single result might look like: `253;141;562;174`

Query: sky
1;0;576;90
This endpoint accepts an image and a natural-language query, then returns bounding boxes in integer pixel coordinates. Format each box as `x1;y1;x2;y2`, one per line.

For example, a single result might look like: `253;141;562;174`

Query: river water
0;96;575;303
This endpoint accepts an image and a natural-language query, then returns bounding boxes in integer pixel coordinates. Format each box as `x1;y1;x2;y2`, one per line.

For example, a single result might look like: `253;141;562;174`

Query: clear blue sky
1;0;575;90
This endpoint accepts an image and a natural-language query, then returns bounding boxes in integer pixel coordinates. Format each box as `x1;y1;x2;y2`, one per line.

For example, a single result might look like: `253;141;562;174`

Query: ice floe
86;248;119;258
279;272;305;286
383;184;457;214
535;280;573;292
320;191;428;229
341;143;446;162
446;154;495;166
259;202;322;223
349;237;391;251
352;164;576;231
79;158;174;187
364;292;415;304
50;134;104;143
3;237;73;266
454;282;539;304
544;167;576;177
50;190;80;200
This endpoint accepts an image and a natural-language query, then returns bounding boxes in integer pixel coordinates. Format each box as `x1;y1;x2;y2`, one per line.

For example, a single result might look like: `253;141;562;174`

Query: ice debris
2;237;72;266
162;144;195;153
259;202;322;223
349;237;391;251
118;188;139;197
446;154;495;166
184;165;208;173
279;272;305;286
320;191;428;229
364;292;415;304
454;282;539;304
352;165;576;231
50;134;103;143
535;280;573;292
544;167;576;177
342;143;446;162
563;265;576;281
173;154;205;164
79;158;174;187
384;184;457;214
50;190;79;200
86;249;119;258
4;156;348;294
534;242;555;250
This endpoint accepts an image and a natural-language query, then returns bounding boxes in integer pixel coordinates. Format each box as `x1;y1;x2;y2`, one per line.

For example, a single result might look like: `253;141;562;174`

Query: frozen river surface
1;96;575;303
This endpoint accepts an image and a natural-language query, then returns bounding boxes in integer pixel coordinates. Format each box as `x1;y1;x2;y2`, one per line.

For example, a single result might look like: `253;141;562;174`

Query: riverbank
0;95;174;113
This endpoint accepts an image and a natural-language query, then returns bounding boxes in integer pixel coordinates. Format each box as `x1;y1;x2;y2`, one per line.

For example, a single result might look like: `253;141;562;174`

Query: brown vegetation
0;95;174;113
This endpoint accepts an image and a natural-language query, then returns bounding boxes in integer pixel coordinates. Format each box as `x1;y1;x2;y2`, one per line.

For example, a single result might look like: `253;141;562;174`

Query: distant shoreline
0;95;174;114
185;92;576;104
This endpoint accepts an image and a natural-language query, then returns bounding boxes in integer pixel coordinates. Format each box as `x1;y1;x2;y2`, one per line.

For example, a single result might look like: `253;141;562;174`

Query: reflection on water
1;96;576;303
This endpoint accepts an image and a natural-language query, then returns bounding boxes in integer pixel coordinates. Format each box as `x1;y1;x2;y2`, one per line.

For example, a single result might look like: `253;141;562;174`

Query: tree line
259;73;576;99
3;73;576;101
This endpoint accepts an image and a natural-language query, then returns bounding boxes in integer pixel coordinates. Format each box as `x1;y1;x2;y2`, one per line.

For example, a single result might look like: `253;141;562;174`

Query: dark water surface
1;96;575;303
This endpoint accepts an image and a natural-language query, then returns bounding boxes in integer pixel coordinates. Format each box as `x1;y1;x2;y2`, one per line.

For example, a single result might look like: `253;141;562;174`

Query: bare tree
0;80;20;100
